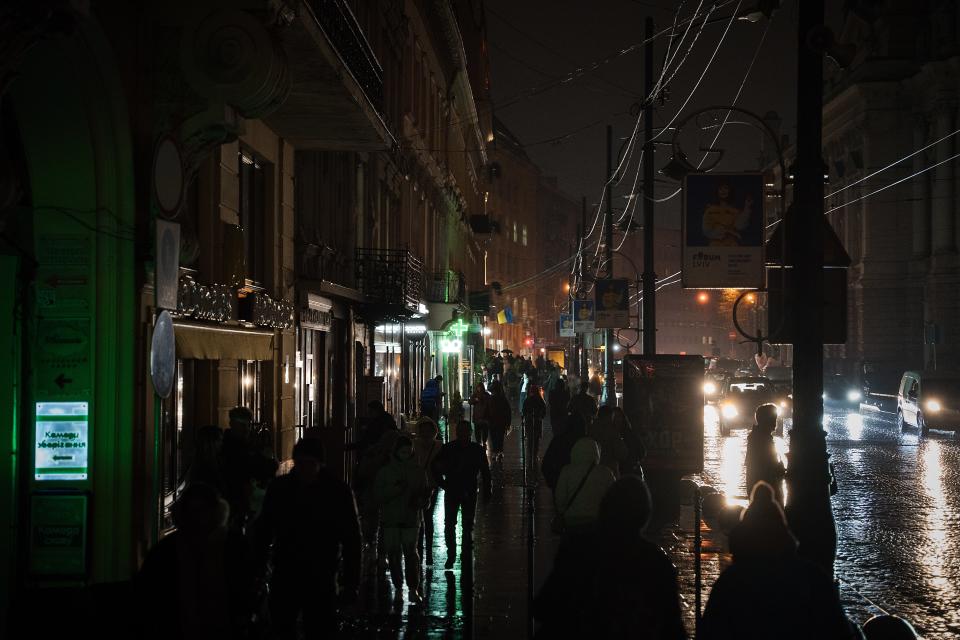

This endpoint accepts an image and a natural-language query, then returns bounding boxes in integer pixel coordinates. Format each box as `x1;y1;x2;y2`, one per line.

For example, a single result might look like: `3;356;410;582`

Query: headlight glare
847;390;862;402
721;403;738;419
925;399;941;413
703;381;717;395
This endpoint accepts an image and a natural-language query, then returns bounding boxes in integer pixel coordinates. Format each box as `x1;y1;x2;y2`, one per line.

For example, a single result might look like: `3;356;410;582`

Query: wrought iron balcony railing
355;248;423;313
424;269;466;304
307;0;384;110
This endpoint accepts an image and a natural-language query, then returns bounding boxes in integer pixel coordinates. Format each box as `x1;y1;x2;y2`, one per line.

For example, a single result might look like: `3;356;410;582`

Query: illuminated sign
35;402;89;481
440;337;462;353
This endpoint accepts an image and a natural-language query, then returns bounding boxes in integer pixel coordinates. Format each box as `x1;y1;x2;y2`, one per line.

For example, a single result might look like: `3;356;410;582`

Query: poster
622;355;704;473
29;494;88;576
573;300;595;333
682;173;764;289
35;402;89;481
559;313;575;337
594;278;630;328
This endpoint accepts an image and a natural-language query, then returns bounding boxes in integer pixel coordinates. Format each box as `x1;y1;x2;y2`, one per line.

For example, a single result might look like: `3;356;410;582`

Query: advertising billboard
594;278;630;328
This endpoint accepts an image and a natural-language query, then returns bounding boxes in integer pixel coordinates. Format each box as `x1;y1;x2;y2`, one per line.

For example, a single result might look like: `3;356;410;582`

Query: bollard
694;485;703;632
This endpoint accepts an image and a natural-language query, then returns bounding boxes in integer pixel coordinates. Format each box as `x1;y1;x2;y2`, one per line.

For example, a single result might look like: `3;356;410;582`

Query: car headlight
775;406;782;416
847;390;862;402
925;399;942;412
779;400;788;408
703;381;717;395
721;403;739;419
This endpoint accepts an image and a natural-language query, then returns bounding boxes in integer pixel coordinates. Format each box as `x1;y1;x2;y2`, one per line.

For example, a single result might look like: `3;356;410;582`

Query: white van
897;371;960;437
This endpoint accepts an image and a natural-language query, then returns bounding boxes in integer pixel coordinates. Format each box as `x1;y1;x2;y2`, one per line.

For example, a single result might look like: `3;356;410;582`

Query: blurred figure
588;405;630;478
547;376;571;439
588;372;603;398
698;482;854;640
520;371;532;416
534;475;686;639
468;382;492;449
567;381;598;427
421;377;442;424
221;407;257;531
432;421;492;570
375;435;426;603
356;429;400;574
487;381;513;462
522;383;547;463
542;412;587;492
745;404;786;503
136;483;252;640
254;438;361;639
448;389;465;429
185;425;226;495
413;419;443;565
553;438;616;534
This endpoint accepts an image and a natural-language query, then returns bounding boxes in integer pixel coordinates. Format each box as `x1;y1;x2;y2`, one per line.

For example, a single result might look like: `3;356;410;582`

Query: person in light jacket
554;438;616;533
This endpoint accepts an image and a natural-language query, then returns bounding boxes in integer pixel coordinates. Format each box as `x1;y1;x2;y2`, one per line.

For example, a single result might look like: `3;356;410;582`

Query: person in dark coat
697;482;855;640
253;438;361;639
469;382;492;448
487;381;513;462
745;404;786;503
548;377;571;438
534;475;687;639
567;381;598;427
522;383;547;461
431;421;492;570
541;412;587;492
420;378;442;424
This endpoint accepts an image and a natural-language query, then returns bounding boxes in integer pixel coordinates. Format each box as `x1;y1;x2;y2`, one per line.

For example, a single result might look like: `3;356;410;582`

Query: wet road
698;404;960;639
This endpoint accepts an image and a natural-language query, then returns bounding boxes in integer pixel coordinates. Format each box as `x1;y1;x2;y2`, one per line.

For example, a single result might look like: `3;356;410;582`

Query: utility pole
577;196;587;381
603;126;617;406
641;16;657;356
786;0;837;577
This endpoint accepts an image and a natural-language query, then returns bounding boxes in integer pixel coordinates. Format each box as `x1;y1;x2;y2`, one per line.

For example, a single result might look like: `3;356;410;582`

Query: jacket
421;380;441;412
469;390;492;422
432;440;492;497
554;438;616;529
523;393;546;422
488;393;513;431
588;418;629;478
567;392;598;424
374;453;426;528
413;436;442;489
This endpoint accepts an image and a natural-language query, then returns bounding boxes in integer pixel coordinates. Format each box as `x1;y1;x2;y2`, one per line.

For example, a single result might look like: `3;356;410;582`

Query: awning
173;321;274;360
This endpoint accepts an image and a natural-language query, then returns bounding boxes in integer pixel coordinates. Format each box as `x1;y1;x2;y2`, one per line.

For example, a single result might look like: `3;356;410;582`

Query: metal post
786;0;837;577
603;126;617;406
694;486;703;632
642;16;657;356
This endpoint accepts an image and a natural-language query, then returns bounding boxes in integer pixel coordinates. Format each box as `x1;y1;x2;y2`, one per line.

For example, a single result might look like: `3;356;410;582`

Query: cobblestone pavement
694;404;960;640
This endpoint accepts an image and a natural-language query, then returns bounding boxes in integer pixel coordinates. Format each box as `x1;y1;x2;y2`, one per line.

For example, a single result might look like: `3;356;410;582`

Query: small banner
559;313;575;337
682;173;764;289
573;300;595;333
594;278;630;328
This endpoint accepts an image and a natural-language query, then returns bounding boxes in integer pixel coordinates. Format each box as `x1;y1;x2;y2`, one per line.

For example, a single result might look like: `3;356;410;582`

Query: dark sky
485;0;817;229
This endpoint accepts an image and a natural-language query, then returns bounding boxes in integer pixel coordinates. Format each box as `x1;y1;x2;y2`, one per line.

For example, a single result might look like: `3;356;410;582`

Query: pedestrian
567;381;598;427
355;429;400;574
534;475;687;639
745;403;786;503
420;378;442;424
522;383;547;463
520;371;532;416
505;366;521;414
136;483;253;640
469;382;492;448
541;412;587;492
698;482;855;640
431;421;492;570
413;418;443;565
553;437;616;534
547;376;571;438
448;389;465;428
364;400;398;448
374;434;426;603
588;405;630;478
588;372;603;398
487;381;513;462
221;407;257;531
253;438;361;640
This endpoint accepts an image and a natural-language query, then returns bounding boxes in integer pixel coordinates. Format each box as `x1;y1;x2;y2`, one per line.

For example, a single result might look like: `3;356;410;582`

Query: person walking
487;381;513;463
588;405;630;478
505;366;521;415
420;377;442;424
431;421;492;570
534;475;687;639
553;438;616;534
567;381;598;428
375;435;426;603
468;382;492;449
448;389;465;430
541;412;587;492
355;429;400;575
547;377;571;439
522;383;547;466
745;404;786;503
413;419;443;565
519;371;532;417
253;438;361;639
698;482;855;639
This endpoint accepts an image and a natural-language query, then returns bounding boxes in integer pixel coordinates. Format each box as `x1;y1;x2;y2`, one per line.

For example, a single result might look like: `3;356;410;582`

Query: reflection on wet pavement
697;403;960;639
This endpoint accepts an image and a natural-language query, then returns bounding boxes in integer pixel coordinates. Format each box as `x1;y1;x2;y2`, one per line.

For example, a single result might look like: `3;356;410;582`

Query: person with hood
432;421;492;569
448;389;465;429
487;381;513;462
553;438;616;533
468;382;492;448
522;383;547;463
541;412;586;492
547;377;571;439
745;403;786;503
534;475;687;639
588;405;630;478
698;482;855;640
413;419;443;564
567;381;598;427
421;377;442;424
375;435;427;603
253;438;361;639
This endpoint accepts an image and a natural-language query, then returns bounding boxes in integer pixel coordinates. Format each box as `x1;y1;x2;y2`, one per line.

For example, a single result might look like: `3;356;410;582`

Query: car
718;376;776;436
823;374;863;409
897;371;960;437
703;373;725;404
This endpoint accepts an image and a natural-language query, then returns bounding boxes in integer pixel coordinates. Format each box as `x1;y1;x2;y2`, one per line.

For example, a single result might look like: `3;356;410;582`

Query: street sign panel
682;173;764;289
594;278;630;328
622;354;704;473
35;401;89;481
573;300;595;333
559;313;574;337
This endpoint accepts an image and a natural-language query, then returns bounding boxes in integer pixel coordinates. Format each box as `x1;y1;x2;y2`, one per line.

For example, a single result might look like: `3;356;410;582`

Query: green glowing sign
35;402;89;481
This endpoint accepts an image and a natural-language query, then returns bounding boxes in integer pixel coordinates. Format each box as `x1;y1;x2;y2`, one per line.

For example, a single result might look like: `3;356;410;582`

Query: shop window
159;359;195;533
239;149;267;286
238;359;264;424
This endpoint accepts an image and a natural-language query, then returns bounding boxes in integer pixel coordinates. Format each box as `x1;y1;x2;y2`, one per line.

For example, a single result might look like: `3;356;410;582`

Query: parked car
823;374;863;409
897;371;960;437
718;376;776;436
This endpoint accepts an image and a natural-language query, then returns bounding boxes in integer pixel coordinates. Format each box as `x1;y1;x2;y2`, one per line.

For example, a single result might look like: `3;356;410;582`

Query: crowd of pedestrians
134;356;885;639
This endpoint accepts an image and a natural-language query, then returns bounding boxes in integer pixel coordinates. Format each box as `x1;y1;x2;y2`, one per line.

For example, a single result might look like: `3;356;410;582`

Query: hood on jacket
570;437;601;466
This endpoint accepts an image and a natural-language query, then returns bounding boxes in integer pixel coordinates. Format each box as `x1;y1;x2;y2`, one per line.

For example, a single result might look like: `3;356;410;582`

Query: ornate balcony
355;248;423;319
424;270;466;305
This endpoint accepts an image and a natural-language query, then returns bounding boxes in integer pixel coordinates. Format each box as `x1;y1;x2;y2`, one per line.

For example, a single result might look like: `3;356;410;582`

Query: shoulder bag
550;462;595;535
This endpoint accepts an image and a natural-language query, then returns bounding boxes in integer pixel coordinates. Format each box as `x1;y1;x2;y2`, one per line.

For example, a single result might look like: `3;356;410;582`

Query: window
522;224;528;247
239;149;267;285
513;221;518;243
522;297;528;318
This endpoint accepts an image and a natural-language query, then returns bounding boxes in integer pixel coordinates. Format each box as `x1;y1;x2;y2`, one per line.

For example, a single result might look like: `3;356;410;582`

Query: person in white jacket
554;437;616;533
